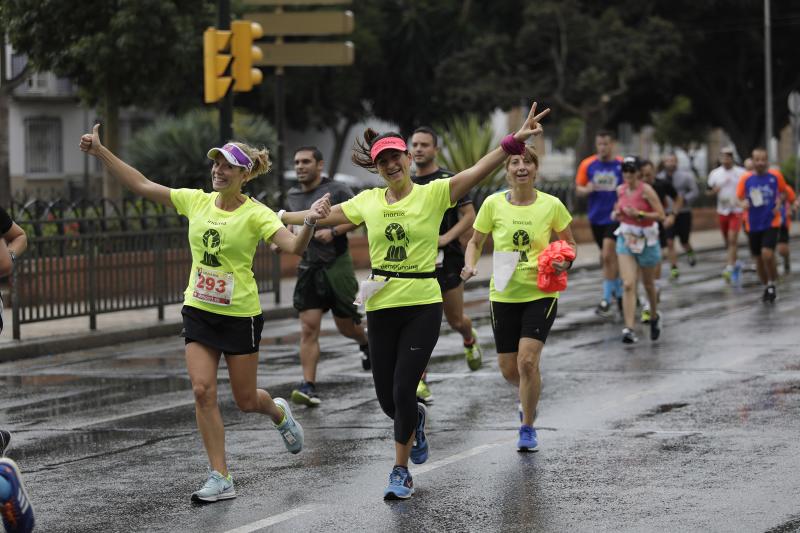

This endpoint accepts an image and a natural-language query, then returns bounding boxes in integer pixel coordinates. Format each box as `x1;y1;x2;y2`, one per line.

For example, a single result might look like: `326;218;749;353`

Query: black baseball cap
621;156;641;172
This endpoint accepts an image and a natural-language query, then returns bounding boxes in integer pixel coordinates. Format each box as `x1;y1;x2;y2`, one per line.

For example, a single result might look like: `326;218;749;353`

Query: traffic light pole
219;0;233;144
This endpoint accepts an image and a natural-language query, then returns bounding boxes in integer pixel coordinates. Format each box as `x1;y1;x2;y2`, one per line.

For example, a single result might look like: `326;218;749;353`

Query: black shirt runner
412;168;472;257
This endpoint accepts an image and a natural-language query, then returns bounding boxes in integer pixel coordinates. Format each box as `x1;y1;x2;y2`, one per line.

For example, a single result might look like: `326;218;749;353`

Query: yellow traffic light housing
203;28;232;104
231;20;264;92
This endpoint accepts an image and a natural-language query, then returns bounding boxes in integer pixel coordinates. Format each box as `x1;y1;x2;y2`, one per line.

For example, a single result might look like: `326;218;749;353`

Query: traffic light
231;20;264;92
203;28;232;104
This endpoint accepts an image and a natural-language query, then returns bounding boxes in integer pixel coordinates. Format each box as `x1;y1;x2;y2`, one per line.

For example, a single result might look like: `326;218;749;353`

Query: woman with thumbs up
79;124;330;503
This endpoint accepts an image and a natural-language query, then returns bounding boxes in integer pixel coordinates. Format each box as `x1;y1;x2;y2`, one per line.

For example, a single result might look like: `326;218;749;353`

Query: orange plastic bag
537;240;576;292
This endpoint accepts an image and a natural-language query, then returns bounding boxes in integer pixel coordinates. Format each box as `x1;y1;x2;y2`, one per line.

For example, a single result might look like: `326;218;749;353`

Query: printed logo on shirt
592;171;619;191
512;229;531;262
384;222;409;261
202;228;223;267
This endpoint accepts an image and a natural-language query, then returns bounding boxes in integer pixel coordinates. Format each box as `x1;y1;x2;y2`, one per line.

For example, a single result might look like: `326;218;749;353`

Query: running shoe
687;250;697;267
650;312;661;341
731;262;742;285
273;398;304;454
464;328;482;371
722;266;733;283
416;379;434;405
622;327;638;344
383;465;414;500
595;299;613;319
360;343;371;371
0;458;35;532
191;470;235;503
517;425;539;452
0;430;10;456
670;266;680;280
291;381;321;408
410;403;429;465
762;285;777;303
640;305;651;324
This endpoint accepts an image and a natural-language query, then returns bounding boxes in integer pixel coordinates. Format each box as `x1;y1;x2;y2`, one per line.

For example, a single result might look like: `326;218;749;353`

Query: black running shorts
747;228;779;256
181;305;264;356
590;223;619;249
490;298;558;353
436;250;465;292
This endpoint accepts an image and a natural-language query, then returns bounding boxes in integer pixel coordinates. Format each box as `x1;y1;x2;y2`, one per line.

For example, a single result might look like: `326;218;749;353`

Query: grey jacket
656;169;698;212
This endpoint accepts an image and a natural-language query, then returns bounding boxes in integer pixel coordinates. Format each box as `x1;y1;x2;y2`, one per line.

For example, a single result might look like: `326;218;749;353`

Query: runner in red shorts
706;147;746;282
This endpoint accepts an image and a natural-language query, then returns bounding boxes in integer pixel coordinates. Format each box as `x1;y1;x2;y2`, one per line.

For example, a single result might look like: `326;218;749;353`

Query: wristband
500;134;526;155
303;216;316;228
637;211;645;220
277;209;286;223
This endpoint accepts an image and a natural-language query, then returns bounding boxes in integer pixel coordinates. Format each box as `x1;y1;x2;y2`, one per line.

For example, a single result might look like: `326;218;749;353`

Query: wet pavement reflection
1;246;800;531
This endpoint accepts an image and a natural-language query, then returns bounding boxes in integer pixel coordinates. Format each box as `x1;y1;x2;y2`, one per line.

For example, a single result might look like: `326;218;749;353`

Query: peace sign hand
79;123;103;156
513;101;551;143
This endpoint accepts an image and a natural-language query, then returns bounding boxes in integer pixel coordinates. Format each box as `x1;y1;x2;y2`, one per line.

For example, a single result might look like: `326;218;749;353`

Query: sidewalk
0;226;793;362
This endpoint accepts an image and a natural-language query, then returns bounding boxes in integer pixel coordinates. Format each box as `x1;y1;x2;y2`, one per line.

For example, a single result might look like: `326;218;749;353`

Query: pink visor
370;137;407;161
207;143;254;172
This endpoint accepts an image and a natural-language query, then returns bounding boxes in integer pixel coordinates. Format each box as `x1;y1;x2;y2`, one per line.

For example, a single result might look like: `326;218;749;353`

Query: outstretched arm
270;195;331;255
282;200;351;227
79;124;173;207
448;102;550;204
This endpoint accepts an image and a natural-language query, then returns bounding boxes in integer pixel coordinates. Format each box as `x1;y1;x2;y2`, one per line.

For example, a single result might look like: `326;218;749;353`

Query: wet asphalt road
2;245;800;532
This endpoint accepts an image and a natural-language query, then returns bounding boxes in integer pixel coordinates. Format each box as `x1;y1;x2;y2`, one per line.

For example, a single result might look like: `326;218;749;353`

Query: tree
513;0;682;162
1;0;215;200
652;95;708;177
653;0;800;159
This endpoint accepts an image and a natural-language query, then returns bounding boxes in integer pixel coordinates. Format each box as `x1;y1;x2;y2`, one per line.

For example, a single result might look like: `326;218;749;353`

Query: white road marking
223;505;317;533
223;438;508;532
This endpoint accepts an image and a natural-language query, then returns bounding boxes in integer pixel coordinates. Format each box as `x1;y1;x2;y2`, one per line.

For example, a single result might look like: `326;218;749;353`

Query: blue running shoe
517;425;539;452
410;403;428;465
273;398;304;454
0;458;35;533
191;470;236;503
383;465;414;500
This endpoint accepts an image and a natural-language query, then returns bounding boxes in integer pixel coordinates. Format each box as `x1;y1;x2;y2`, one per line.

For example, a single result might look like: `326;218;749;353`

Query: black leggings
367;303;443;443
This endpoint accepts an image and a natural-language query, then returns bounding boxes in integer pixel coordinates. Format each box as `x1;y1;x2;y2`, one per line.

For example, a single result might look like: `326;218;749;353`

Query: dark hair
595;129;614;139
294;145;324;162
351;128;405;173
640;159;654;169
412;126;438;147
752;146;767;155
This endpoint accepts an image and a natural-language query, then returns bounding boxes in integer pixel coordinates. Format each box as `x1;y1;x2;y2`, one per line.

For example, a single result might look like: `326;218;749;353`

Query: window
25;117;63;174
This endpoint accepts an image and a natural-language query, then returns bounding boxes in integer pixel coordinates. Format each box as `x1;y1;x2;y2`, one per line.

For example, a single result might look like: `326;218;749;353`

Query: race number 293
193;267;235;306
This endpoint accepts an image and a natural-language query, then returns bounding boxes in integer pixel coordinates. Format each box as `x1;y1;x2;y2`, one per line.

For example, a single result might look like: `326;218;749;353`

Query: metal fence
7;198;281;340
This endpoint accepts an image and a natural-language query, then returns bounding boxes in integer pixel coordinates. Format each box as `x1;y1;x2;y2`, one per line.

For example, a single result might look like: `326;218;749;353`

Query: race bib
624;233;646;254
354;278;389;306
193;267;234;306
593;172;618;191
493;251;521;292
749;188;764;207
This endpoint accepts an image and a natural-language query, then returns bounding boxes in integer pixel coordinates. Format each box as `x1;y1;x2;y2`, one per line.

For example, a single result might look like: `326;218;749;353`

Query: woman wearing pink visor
79;126;330;503
283;102;550;499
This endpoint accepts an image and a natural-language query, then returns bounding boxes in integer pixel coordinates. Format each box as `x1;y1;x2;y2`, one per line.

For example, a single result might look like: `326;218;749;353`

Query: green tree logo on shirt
512;230;530;262
384;222;409;262
201;229;223;267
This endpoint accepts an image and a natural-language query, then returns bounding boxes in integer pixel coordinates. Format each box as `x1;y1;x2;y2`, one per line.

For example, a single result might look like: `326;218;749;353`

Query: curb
0;306;298;363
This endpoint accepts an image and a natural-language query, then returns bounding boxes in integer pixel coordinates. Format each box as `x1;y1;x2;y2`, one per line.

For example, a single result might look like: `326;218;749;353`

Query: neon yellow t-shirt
171;189;283;316
474;190;572;303
340;179;455;311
